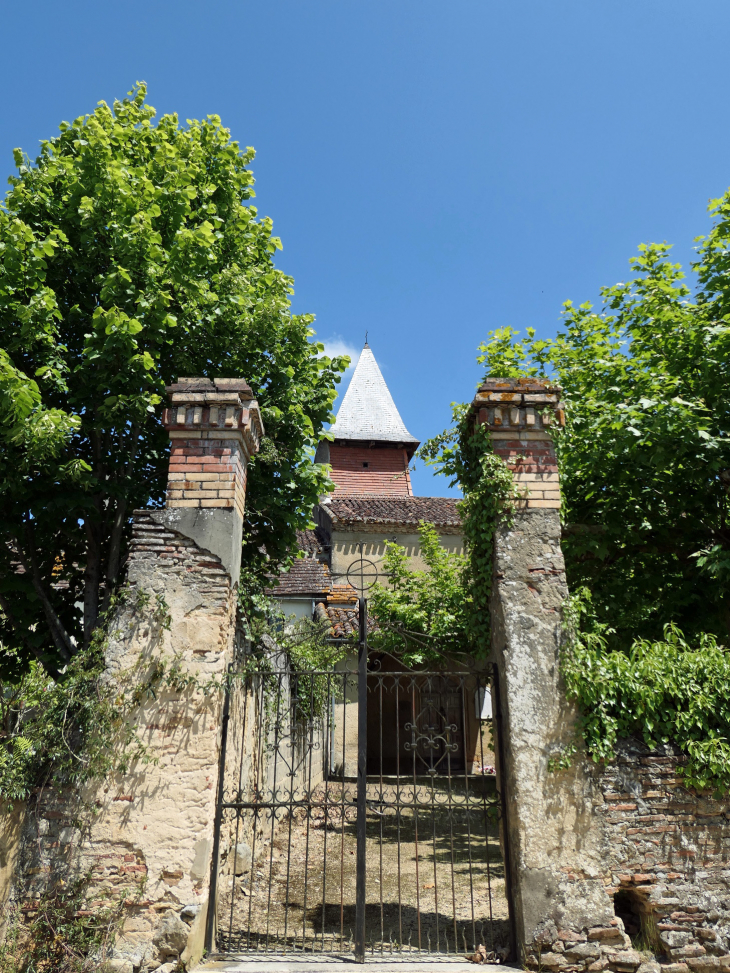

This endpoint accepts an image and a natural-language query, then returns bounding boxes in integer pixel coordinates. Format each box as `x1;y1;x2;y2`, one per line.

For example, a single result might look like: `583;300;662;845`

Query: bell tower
315;341;419;496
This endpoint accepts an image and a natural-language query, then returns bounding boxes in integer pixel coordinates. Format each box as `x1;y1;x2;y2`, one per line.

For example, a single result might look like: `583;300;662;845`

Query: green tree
476;189;730;651
368;521;474;664
0;84;348;678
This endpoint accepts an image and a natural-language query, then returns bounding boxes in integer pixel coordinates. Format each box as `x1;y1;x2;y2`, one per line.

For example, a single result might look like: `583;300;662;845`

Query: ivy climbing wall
480;378;730;973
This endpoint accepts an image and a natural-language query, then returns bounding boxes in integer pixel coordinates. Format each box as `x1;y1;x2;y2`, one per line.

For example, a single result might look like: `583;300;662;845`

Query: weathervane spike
364;331;369;347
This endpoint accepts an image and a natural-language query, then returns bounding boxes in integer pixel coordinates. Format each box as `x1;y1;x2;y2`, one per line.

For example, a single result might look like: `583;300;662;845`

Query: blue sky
2;1;729;496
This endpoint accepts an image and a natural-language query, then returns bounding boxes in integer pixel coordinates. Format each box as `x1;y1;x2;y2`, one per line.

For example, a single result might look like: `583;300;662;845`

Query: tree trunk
83;507;102;649
17;523;74;664
101;423;140;614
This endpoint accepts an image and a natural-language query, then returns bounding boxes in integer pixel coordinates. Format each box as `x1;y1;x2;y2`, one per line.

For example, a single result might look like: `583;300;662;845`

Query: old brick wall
521;739;730;973
597;740;730;972
327;443;413;495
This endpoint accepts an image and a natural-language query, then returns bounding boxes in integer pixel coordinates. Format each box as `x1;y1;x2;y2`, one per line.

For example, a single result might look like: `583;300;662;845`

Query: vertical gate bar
247;673;266;946
266;671;286;951
355;596;368;962
493;662;517;961
477;673;496;949
427;677;440;952
394;675;403;951
321;670;332;951
378;674;384;952
430;790;440;951
204;663;233;955
447;679;461;950
302;671;316;950
460;674;478;951
282;669;297;952
410;679;422;953
339;670;347;950
237;669;252;950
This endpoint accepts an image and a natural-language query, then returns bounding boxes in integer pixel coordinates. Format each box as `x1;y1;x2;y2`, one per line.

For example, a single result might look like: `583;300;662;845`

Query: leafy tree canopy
0;83;348;679
368;521;474;664
477;188;730;651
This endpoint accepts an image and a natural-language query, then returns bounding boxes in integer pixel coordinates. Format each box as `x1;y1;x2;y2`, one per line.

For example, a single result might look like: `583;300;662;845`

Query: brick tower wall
328;443;412;495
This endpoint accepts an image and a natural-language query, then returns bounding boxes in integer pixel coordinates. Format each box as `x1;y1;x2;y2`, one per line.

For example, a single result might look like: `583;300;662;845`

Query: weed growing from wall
0;872;129;973
0;586;171;807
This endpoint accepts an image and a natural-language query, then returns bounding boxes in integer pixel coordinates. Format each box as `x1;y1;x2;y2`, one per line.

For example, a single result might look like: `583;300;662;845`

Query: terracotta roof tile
315;601;359;639
295;527;328;555
314;600;377;640
324;495;461;528
328;584;359;602
267;558;331;597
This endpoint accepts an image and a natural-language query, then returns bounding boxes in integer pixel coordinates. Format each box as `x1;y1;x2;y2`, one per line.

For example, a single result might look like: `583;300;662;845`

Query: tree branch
102;422;141;613
0;592;63;681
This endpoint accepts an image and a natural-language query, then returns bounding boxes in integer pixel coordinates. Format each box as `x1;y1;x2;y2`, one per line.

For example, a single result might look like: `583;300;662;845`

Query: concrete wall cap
166;377;254;395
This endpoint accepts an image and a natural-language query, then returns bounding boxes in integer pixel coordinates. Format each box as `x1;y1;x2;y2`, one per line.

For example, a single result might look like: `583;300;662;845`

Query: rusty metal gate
205;600;514;961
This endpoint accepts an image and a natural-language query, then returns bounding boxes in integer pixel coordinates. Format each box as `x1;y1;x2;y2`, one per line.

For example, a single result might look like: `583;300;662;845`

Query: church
269;341;463;631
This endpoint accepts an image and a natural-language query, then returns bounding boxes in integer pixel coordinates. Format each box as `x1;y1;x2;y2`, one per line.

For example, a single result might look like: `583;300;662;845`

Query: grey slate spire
329;343;418;444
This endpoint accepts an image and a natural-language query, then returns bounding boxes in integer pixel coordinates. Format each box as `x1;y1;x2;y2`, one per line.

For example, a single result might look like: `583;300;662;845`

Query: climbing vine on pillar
419;405;516;655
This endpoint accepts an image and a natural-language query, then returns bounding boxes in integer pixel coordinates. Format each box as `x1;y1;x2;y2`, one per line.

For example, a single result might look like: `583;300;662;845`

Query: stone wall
4;513;236;971
0;377;263;973
516;739;730;973
479;378;730;973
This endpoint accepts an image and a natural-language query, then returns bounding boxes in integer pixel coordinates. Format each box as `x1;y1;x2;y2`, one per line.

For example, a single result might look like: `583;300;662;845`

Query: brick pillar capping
163;377;264;519
145;377;264;582
472;377;565;510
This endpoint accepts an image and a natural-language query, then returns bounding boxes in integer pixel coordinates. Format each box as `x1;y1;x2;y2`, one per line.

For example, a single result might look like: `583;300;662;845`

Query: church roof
329;344;418;444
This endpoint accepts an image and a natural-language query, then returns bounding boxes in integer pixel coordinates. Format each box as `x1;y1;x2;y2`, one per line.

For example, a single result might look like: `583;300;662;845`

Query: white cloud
318;335;360;376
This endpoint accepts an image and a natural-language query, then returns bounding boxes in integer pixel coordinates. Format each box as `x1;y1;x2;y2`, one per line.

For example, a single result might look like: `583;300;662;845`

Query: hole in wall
614;889;642;937
614;889;659;952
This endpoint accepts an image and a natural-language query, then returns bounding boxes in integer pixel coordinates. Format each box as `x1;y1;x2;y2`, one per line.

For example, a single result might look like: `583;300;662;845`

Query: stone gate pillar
5;378;262;973
475;379;615;960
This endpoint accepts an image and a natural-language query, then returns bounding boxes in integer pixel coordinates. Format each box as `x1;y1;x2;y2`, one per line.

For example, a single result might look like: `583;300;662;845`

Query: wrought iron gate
205;602;514;961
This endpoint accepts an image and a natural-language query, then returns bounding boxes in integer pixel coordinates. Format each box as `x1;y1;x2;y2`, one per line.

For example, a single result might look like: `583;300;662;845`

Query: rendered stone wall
4;514;235;972
0;377;263;973
482;378;730;973
328;529;465;579
490;507;611;953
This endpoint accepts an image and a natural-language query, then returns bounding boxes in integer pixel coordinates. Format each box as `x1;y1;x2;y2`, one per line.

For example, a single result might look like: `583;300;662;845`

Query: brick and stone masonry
164;376;261;521
480;378;730;973
473;376;564;509
0;378;262;973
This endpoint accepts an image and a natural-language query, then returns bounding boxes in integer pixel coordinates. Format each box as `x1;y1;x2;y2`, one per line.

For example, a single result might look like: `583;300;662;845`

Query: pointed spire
329;344;418;444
